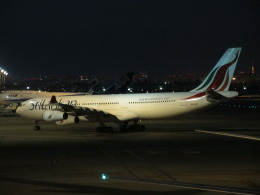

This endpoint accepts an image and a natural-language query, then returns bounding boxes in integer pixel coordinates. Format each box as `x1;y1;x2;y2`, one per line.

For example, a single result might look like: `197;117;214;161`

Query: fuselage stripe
182;92;206;100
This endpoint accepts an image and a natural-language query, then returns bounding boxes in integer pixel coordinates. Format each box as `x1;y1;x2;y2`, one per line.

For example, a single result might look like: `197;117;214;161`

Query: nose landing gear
34;121;40;131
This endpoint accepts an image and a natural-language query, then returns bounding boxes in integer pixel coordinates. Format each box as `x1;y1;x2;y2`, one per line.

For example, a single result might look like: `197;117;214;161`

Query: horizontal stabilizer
205;90;225;102
205;90;238;102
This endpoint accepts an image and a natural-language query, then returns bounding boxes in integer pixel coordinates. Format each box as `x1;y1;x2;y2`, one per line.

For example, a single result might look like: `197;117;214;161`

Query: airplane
101;73;134;94
0;73;134;111
86;72;134;95
16;48;242;132
0;90;87;111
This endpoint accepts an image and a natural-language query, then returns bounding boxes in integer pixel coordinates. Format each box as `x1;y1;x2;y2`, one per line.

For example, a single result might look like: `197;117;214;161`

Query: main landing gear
96;119;113;132
96;126;113;132
96;121;146;133
119;121;146;132
34;121;41;131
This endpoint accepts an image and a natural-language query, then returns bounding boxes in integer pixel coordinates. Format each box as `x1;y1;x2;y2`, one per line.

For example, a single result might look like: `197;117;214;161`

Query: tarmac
0;106;260;194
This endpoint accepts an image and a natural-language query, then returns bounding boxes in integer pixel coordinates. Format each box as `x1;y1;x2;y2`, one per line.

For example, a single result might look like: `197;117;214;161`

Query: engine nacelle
43;111;68;122
56;115;80;125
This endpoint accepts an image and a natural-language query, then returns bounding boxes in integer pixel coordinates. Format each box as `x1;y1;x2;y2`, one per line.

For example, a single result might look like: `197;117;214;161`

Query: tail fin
103;73;134;94
190;48;242;92
86;78;98;95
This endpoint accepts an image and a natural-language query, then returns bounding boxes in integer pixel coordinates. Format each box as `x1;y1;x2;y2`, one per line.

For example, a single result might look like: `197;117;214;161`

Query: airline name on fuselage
29;99;77;110
139;97;170;101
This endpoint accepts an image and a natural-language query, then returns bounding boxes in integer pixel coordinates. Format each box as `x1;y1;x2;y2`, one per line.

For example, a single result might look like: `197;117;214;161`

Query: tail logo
195;52;239;91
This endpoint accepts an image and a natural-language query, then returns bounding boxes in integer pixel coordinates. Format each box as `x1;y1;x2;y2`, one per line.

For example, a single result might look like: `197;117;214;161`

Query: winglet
50;95;58;104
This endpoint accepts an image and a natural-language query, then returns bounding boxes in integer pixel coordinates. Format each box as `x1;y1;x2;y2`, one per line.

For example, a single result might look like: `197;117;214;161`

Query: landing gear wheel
138;125;145;131
34;126;40;131
107;126;113;132
119;123;146;133
34;121;40;131
120;125;128;132
96;126;114;133
128;125;136;132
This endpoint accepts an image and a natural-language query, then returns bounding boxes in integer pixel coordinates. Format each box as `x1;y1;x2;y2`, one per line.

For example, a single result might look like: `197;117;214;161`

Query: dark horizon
0;0;259;79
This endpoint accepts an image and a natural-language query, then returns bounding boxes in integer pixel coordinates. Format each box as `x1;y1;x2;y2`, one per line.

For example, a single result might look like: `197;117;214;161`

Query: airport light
0;66;8;90
127;87;133;93
101;173;108;180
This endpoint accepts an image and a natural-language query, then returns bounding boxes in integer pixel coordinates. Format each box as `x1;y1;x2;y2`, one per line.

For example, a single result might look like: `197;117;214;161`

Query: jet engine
56;115;80;125
42;111;68;122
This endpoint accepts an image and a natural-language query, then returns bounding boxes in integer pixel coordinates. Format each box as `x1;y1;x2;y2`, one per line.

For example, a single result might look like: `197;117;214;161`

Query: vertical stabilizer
190;48;242;92
102;73;134;94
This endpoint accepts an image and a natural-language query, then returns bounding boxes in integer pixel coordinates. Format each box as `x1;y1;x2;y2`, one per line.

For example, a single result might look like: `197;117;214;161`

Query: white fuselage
17;91;238;121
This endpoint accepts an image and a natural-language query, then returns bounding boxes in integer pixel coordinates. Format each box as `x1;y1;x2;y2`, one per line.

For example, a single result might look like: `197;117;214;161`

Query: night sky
0;0;259;79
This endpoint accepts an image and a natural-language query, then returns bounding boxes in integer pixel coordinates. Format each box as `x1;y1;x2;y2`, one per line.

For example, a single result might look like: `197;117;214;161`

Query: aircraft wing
49;96;139;122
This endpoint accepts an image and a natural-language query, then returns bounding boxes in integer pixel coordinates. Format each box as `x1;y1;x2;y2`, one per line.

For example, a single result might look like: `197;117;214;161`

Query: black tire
34;126;40;131
108;126;113;132
96;127;102;132
139;125;145;131
120;126;127;132
128;125;136;132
